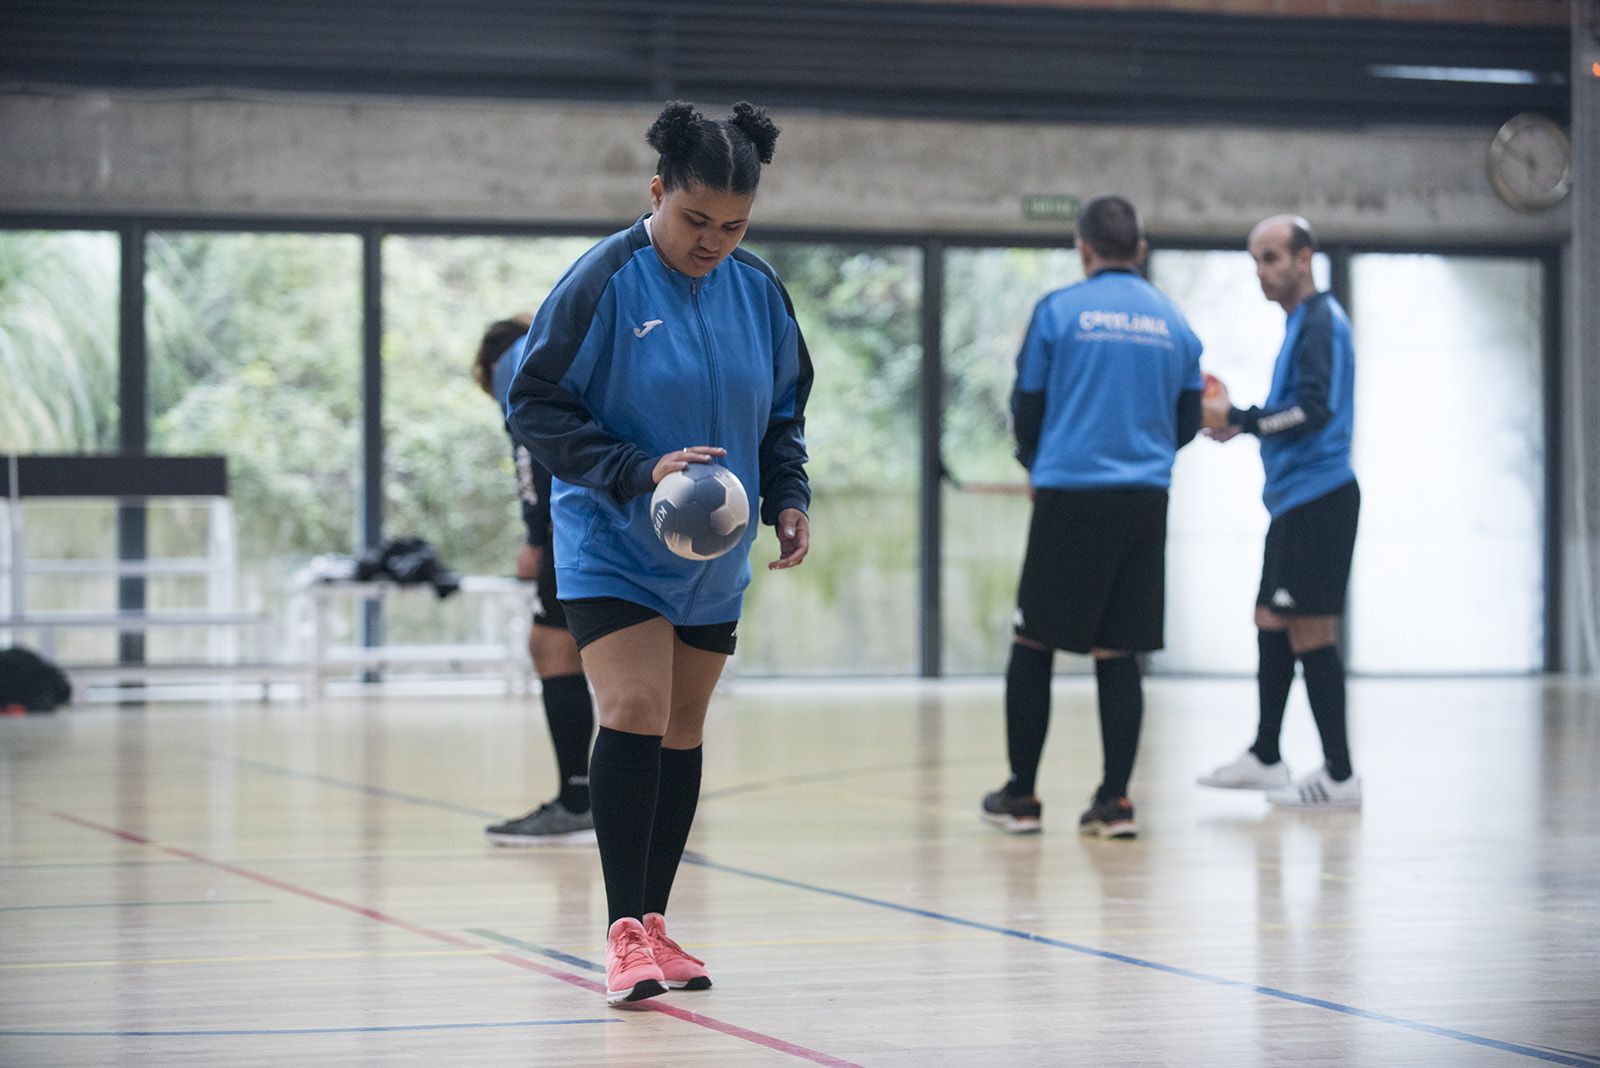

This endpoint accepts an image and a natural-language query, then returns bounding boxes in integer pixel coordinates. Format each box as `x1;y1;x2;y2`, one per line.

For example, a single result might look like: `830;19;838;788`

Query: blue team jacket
1236;292;1356;517
505;216;811;625
1012;269;1204;490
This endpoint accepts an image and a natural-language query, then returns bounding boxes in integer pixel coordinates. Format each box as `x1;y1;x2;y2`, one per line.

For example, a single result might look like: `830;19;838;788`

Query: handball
650;464;750;561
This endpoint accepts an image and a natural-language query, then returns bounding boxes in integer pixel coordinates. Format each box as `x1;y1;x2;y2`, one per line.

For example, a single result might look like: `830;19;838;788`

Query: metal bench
2;454;283;695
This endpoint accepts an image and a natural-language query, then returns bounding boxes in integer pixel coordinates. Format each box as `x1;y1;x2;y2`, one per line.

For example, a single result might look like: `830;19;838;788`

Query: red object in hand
1203;373;1224;399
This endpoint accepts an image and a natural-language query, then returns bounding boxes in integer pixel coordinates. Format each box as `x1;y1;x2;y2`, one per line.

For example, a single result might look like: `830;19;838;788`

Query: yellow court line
578;922;1361;954
658;912;1593;949
570;930;997;953
1;948;496;971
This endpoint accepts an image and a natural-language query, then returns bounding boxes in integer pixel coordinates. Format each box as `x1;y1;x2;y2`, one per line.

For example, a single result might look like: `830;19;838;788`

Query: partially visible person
980;194;1205;840
1197;214;1361;809
507;100;811;1006
473;314;594;843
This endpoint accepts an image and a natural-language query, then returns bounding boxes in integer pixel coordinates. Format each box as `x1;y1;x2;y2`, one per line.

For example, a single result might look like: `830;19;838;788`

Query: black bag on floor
0;646;72;712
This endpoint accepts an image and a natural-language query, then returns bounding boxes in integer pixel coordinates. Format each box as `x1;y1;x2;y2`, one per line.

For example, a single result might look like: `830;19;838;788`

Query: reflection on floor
2;676;1597;1067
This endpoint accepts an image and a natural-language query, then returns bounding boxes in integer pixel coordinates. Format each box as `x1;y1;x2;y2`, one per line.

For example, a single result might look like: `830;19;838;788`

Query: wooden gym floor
1;675;1597;1066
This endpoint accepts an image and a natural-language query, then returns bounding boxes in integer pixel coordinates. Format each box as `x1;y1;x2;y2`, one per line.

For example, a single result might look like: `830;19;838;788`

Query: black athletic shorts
531;544;568;630
1014;487;1169;654
1257;478;1360;617
559;596;738;656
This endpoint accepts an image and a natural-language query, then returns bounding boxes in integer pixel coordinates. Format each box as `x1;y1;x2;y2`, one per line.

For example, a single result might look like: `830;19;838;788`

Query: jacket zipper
690;278;720;445
683;277;722;617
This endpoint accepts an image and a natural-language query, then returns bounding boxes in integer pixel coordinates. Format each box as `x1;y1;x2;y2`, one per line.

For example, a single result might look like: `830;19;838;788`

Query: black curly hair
646;100;780;195
472;314;531;398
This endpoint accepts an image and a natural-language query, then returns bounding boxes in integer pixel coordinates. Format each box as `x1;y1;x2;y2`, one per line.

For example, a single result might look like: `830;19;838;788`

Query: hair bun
728;101;779;164
646;101;702;159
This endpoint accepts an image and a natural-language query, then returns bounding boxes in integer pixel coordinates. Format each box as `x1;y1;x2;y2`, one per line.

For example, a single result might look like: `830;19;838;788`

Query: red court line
48;811;862;1068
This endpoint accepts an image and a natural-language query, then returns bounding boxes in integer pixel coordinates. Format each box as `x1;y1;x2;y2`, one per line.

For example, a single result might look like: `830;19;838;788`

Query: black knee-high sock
1005;643;1054;795
642;745;702;917
540;673;594;812
1298;645;1353;781
1250;630;1295;766
589;727;661;925
1095;656;1143;804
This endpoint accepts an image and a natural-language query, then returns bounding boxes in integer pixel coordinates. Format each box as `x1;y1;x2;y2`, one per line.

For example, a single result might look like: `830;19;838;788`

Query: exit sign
1021;195;1081;222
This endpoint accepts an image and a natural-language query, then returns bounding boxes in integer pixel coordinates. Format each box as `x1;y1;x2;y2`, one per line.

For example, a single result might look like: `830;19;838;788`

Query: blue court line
1534;1048;1600;1067
0;899;271;912
467;928;603;972
230;757;499;818
227;753;1589;1067
679;853;1594;1067
0;1019;618;1037
699;758;958;802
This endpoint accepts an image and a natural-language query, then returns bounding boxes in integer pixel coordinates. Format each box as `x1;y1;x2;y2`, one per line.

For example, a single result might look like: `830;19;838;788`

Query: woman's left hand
768;508;810;570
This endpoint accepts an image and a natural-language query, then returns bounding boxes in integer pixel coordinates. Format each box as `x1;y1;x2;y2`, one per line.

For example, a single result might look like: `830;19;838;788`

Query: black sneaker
981;782;1042;834
485;800;594;845
1077;794;1137;839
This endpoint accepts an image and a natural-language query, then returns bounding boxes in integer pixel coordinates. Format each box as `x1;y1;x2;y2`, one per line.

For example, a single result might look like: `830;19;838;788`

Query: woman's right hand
651;446;726;484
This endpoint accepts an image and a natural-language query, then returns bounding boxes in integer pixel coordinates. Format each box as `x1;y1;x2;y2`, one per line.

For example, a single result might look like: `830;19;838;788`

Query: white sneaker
1267;767;1362;809
1197;750;1291;790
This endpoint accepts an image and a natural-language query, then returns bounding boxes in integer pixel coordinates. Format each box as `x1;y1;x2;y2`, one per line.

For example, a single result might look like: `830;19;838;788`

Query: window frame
0;211;1564;674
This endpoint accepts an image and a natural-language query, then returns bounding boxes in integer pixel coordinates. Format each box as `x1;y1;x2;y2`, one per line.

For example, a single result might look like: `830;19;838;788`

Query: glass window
380;234;599;645
1149;250;1285;674
1148;250;1331;674
0;230;119;452
940;246;1081;674
739;241;922;675
146;231;362;660
0;231;121;662
1347;255;1545;673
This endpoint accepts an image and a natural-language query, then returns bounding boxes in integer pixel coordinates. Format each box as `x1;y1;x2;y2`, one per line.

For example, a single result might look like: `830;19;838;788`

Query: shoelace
650;927;703;966
614;928;655;971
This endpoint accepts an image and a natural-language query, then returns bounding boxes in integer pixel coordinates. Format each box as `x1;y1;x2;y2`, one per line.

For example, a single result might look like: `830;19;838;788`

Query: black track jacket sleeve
505;229;658;506
1012;392;1046;470
1230;296;1335;438
512;443;552;548
1176;389;1202;447
732;248;813;525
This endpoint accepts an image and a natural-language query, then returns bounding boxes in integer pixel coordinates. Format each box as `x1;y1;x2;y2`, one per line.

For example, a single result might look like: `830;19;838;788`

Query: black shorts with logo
559;596;738;656
1014;487;1169;654
531;544;568;630
1257;478;1360;617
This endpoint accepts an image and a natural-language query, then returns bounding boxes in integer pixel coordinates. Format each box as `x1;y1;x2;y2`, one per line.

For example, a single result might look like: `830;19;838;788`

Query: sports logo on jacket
633;319;664;338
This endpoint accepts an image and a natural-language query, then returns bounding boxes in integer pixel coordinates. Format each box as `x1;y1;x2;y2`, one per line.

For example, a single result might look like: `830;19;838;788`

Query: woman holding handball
506;100;811;1006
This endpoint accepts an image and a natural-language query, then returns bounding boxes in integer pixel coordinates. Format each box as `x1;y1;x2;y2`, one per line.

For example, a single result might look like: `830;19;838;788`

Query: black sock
541;673;594;812
1299;645;1353;781
1094;656;1143;803
1250;630;1295;767
1004;643;1054;796
642;745;702;917
589;727;661;925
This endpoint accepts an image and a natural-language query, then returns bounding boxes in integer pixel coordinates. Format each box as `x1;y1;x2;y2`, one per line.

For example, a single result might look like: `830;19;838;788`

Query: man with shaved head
1198;214;1362;809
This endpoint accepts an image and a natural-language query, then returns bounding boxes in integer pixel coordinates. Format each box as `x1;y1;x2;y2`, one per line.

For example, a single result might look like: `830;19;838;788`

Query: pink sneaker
643;912;711;990
604;917;666;1006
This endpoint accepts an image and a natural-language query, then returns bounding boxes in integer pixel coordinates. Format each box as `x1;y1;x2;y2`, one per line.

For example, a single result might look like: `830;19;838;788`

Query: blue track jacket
1229;291;1356;517
505;216;812;625
1012;269;1204;490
